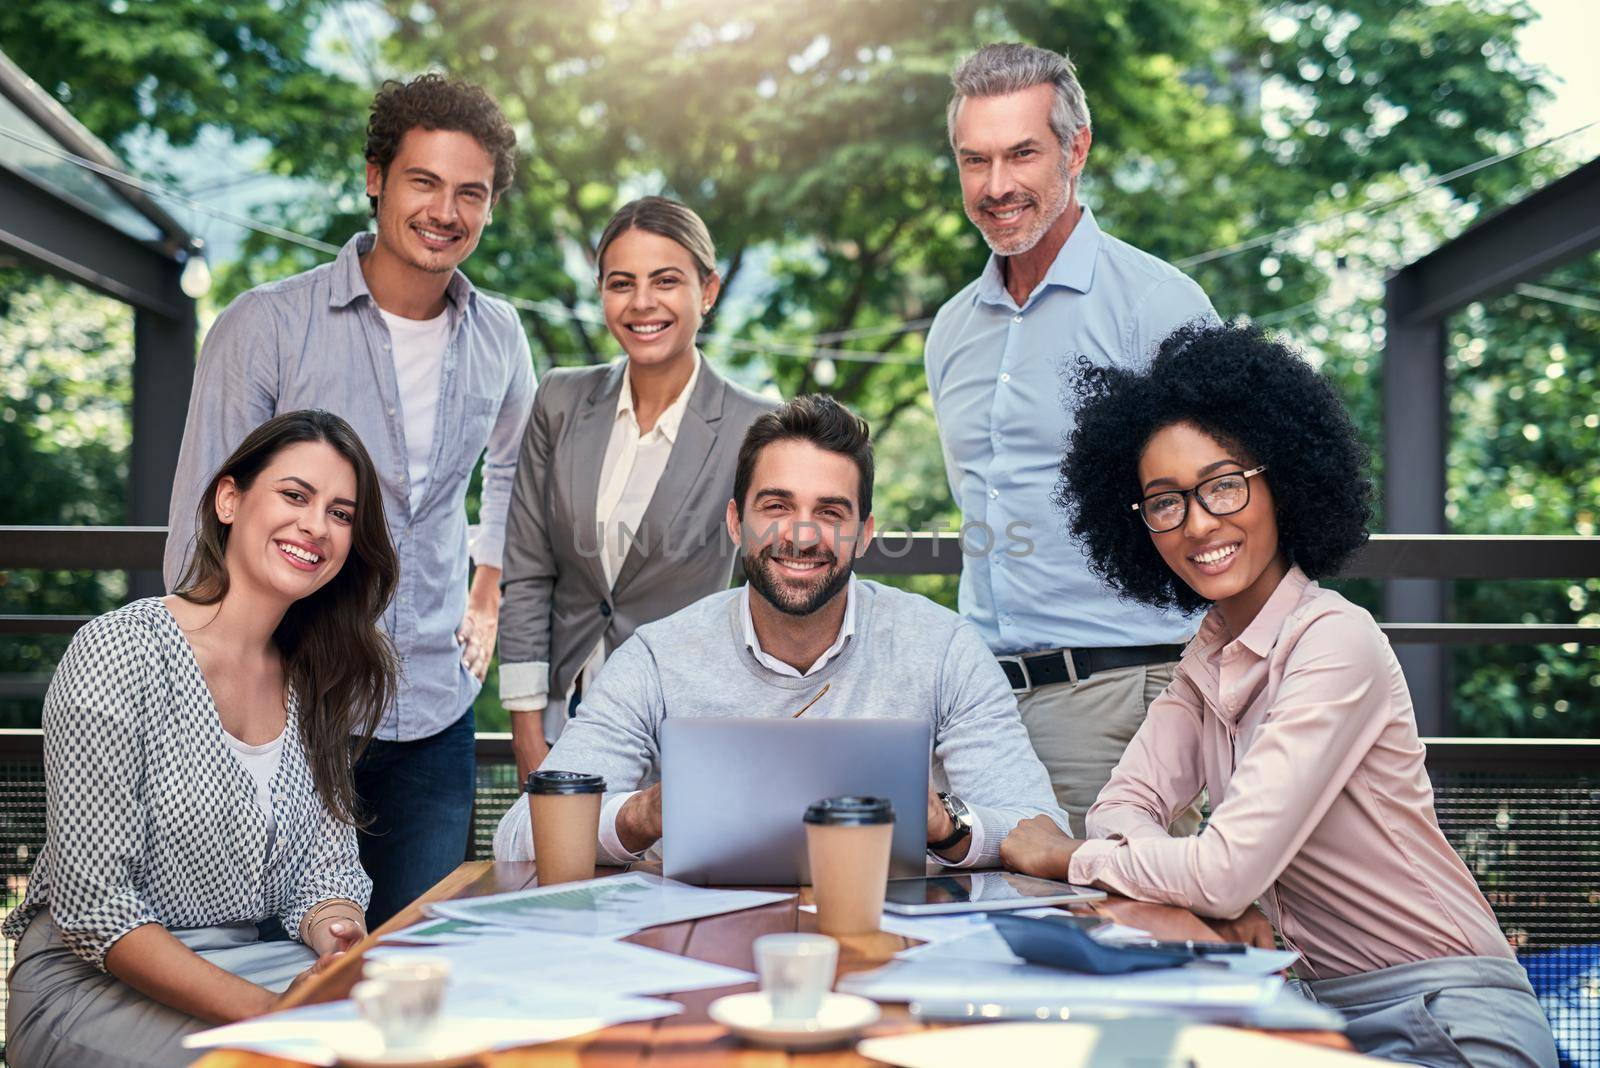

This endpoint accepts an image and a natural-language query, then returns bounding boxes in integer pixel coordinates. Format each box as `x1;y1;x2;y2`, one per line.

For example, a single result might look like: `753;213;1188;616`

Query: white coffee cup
353;956;451;1051
752;933;838;1023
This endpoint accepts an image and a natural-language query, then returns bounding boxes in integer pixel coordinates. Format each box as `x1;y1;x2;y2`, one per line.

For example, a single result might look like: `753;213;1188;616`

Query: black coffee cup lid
524;770;606;795
804;795;894;826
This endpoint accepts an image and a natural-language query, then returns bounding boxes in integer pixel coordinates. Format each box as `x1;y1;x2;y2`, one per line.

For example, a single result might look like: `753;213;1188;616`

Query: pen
1133;939;1249;955
791;683;830;718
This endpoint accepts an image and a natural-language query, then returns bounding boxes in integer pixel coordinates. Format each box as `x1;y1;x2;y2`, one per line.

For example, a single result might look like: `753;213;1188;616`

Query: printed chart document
184;988;681;1065
428;872;792;938
365;928;757;997
382;915;525;945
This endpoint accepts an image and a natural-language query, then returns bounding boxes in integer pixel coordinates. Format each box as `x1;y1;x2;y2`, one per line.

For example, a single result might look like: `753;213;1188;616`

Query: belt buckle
996;654;1032;695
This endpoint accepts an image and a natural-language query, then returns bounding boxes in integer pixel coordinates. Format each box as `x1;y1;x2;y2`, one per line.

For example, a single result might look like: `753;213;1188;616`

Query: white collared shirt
739;574;858;677
504;355;703;728
572;354;703;706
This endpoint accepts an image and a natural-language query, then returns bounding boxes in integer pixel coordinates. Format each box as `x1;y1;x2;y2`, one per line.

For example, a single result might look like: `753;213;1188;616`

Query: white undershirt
222;728;285;858
378;307;451;511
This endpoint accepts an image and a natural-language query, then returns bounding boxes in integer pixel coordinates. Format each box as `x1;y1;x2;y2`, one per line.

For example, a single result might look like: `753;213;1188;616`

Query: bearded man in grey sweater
494;394;1069;867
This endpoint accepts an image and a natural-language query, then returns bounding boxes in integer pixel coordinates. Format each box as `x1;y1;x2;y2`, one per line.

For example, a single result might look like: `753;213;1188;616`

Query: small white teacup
753;933;838;1023
353;956;450;1052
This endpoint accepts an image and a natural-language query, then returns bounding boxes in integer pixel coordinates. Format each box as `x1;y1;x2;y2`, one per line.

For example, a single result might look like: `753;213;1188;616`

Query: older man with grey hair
923;42;1218;834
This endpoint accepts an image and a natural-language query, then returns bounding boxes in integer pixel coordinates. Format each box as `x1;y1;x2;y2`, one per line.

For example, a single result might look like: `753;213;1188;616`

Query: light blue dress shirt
163;233;536;741
924;205;1218;654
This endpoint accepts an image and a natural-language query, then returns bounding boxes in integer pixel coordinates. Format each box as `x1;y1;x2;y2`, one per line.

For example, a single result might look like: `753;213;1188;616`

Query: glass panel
0;92;164;244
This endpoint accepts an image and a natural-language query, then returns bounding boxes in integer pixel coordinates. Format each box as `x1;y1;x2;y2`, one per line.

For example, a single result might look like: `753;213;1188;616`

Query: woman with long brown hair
5;410;399;1066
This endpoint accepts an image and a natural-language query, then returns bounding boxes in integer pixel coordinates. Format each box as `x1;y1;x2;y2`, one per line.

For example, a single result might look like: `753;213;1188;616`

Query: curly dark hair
364;73;518;215
1054;320;1372;613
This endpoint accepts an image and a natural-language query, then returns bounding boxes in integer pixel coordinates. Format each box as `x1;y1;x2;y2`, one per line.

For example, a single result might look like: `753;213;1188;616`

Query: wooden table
196;863;1349;1066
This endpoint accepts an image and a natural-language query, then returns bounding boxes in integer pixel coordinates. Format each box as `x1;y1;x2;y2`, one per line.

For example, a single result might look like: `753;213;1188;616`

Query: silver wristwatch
930;791;974;851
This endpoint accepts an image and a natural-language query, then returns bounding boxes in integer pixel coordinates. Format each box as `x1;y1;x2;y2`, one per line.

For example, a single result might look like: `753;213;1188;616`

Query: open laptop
660;718;930;886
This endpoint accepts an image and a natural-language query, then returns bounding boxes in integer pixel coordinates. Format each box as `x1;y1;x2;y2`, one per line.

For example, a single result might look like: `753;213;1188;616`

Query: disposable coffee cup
803;795;894;936
525;770;605;885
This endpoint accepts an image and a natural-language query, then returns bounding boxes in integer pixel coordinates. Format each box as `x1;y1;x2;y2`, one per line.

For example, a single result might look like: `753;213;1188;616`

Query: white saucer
330;1024;490;1068
709;991;881;1050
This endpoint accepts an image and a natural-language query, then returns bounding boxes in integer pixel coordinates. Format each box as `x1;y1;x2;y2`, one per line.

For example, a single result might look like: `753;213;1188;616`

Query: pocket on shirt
455;393;500;477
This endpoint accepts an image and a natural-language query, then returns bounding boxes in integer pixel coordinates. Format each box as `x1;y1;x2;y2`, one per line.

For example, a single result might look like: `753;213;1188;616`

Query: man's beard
967;166;1072;256
743;542;854;618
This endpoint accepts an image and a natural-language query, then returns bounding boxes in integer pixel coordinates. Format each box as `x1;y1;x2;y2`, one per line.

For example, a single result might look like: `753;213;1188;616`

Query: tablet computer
882;872;1106;915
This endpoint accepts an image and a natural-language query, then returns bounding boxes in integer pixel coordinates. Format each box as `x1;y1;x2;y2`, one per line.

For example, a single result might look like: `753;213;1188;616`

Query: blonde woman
496;196;775;792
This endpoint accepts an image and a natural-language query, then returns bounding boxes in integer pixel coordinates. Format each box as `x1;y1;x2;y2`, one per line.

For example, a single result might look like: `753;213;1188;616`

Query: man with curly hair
924;42;1218;835
164;74;535;925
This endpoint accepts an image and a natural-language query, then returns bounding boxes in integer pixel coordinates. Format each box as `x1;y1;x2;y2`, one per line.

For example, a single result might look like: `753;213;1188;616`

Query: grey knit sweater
494;579;1069;866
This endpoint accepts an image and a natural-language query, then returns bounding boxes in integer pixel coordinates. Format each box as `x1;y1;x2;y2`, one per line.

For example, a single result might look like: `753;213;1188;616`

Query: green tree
2;0;1590;738
0;273;132;726
1445;255;1600;736
0;0;366;182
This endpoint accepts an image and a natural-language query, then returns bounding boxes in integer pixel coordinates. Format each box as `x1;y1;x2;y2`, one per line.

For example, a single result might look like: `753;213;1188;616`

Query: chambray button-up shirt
163;233;536;741
925;206;1217;653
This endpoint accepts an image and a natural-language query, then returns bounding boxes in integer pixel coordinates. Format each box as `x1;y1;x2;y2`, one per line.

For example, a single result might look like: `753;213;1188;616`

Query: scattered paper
184;989;681;1065
856;1020;1372;1067
839;958;1283;1012
897;925;1020;964
382;915;527;945
1211;946;1301;976
1090;923;1153;944
799;904;1073;946
428;872;792;938
366;928;757;998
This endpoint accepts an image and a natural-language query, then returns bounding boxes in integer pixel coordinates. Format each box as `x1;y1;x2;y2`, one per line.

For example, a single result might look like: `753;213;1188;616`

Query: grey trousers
5;910;317;1068
1295;955;1558;1068
1014;661;1202;836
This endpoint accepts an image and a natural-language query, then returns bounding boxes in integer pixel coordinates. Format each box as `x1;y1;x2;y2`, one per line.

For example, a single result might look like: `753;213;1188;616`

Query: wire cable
4;117;1594;360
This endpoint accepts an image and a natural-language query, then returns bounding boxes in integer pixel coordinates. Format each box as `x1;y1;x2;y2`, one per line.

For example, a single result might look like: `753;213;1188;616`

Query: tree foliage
0;0;1592;735
0;273;131;726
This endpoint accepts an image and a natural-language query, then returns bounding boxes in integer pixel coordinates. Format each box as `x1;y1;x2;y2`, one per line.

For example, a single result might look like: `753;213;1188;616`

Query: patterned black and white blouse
2;599;371;970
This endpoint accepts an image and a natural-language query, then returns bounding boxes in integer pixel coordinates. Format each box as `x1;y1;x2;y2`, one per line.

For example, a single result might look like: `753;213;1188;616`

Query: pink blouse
1069;567;1513;979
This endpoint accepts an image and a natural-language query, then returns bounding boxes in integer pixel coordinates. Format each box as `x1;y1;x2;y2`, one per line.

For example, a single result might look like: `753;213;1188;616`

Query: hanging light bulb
180;245;212;298
813;357;838;387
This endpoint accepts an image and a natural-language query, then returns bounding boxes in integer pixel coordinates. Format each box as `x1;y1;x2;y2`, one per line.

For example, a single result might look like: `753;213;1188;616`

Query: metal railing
2;729;1595;1063
4;526;1599;645
2;521;1598;1061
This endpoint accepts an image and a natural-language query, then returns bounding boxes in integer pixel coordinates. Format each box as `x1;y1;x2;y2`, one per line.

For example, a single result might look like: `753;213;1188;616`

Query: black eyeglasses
1131;466;1267;533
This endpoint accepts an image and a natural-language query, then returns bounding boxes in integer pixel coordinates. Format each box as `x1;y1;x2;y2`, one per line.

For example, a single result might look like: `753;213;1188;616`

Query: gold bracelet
301;900;362;940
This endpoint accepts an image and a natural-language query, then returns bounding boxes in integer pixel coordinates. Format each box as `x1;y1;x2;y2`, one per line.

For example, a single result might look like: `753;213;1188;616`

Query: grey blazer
498;358;775;729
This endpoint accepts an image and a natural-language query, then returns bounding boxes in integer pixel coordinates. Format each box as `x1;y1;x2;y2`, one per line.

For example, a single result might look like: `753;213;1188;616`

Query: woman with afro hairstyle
1000;322;1555;1067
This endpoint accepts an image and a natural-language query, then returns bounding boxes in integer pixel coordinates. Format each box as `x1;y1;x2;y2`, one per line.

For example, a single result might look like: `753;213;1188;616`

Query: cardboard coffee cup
525;770;605;885
803;796;895;936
